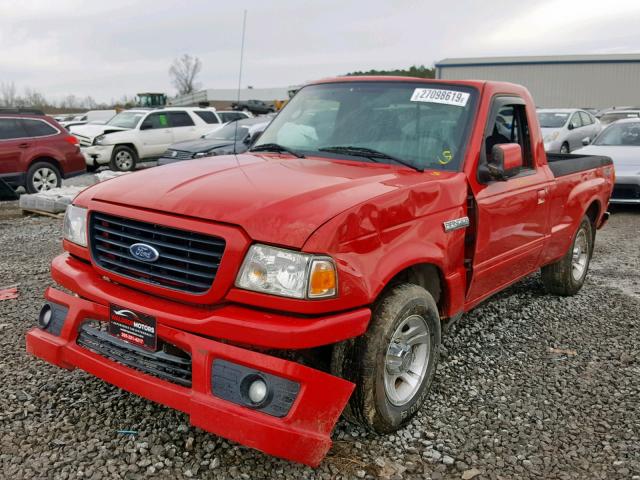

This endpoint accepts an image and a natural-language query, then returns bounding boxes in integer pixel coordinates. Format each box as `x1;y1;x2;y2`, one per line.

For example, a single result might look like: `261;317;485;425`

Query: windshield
538;112;569;128
204;123;250;141
253;82;477;171
107;111;145;129
594;122;640;146
600;112;640;125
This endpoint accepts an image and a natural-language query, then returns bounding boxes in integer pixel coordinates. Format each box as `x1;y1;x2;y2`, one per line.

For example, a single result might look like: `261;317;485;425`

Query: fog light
38;304;52;329
248;378;268;404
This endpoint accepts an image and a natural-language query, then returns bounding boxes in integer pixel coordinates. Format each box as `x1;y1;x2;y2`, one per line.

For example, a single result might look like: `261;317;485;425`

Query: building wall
437;62;640;108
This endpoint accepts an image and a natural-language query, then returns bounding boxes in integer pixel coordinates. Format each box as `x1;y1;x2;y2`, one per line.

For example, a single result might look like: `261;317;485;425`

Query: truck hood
574;145;640;176
78;153;443;248
70;123;128;138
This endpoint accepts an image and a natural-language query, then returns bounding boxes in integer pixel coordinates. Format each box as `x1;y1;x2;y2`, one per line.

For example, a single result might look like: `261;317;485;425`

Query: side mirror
582;137;591;146
479;143;523;182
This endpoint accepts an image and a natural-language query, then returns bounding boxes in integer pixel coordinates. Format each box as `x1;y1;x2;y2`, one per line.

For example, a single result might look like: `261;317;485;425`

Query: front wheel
331;284;441;433
110;146;137;172
560;142;570;154
541;216;593;296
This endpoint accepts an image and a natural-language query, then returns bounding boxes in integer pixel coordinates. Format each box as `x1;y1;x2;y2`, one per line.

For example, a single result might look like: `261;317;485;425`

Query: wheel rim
32;167;58;191
561;144;569;154
115;151;132;169
571;228;589;281
384;314;431;406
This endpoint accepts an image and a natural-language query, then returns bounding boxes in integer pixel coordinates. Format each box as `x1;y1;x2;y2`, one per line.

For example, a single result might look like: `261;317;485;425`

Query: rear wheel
331;284;441;433
110;146;137;172
541;216;593;295
560;142;570;154
26;161;61;193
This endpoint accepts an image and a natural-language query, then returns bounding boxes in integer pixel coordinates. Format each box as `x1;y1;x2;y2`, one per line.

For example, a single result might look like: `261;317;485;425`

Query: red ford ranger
26;77;614;466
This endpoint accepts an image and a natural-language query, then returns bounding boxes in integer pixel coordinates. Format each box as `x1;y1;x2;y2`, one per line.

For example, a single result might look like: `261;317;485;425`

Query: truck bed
547;153;612;177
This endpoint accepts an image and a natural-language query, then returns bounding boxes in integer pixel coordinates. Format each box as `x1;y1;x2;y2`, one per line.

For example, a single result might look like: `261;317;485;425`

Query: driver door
466;97;553;305
138;112;174;157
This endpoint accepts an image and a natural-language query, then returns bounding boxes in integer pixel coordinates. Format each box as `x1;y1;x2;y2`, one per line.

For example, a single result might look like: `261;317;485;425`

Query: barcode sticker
410;88;470;107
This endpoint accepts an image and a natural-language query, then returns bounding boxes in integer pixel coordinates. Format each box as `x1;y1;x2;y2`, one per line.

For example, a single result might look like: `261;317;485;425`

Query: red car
0;109;85;193
26;78;614;466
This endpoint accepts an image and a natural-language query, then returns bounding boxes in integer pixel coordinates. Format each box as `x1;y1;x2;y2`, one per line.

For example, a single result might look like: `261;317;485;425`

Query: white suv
72;108;229;171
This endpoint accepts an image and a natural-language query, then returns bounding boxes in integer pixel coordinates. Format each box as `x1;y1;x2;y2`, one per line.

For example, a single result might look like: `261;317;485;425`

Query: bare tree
0;81;17;106
169;54;202;95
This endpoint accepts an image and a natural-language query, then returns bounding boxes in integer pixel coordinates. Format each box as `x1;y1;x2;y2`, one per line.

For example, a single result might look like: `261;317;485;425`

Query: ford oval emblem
129;243;160;262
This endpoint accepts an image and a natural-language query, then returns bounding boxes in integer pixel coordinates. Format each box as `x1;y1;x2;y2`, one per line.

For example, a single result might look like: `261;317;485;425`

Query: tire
110;146;137;172
331;284;441;433
26;161;61;193
560;142;570;154
541;216;593;296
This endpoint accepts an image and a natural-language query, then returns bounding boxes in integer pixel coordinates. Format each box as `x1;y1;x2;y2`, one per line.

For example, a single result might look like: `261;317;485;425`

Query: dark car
158;117;270;165
0;108;86;193
230;99;275;115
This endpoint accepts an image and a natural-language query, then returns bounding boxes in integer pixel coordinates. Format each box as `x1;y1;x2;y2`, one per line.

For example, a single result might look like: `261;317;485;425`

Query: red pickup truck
26;77;613;466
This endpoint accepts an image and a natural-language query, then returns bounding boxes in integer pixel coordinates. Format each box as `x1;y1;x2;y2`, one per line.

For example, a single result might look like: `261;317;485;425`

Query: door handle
18;143;30;149
537;188;547;205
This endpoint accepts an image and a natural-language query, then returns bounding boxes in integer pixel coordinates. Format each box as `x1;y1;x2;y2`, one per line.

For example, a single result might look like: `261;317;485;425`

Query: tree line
345;65;435;78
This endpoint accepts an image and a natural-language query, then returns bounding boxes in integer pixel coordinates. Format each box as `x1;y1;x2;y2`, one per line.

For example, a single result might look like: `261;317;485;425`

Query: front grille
164;149;193;160
612;184;640;200
77;322;192;387
89;212;225;294
75;134;93;147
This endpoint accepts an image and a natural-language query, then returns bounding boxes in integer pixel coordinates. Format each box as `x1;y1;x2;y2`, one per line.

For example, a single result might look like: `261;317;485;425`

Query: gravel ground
1;202;639;480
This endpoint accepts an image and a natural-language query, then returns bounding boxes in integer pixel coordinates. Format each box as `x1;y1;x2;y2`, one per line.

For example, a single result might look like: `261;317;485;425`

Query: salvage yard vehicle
598;109;640;125
231;99;276;115
60;110;117;129
0;108;85;193
158;117;270;165
575;118;640;204
72;108;224;172
26;77;614;467
537;108;601;153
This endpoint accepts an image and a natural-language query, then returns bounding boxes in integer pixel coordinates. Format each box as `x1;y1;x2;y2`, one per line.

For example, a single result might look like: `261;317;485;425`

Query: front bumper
610;177;640;204
26;286;355;466
25;253;368;466
81;145;114;166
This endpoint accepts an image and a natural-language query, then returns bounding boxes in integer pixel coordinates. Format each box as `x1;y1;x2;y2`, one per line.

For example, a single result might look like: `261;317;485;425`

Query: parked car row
537;108;601;153
70;108;251;171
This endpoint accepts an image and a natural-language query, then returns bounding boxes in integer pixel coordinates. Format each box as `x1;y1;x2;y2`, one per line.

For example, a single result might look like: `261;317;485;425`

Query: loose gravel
1;201;639;480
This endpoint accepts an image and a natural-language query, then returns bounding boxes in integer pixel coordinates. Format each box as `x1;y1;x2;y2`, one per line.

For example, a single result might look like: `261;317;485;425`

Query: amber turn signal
308;260;337;298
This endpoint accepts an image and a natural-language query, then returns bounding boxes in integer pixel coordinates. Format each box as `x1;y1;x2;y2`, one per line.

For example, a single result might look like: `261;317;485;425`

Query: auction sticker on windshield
411;88;470;107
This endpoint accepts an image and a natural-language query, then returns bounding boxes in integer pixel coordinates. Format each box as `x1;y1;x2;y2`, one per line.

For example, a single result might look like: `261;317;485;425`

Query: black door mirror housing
479;143;524;182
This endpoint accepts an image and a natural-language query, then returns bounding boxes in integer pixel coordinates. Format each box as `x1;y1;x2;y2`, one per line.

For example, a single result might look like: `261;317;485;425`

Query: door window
0;118;28;140
484;102;533;169
140;113;169;129
168;111;195;127
579;111;592;126
569;113;582;129
195;111;220;124
22;119;58;137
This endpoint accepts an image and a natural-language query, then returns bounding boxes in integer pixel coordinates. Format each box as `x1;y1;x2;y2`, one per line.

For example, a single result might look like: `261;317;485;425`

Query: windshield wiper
250;143;305;158
318;146;423;172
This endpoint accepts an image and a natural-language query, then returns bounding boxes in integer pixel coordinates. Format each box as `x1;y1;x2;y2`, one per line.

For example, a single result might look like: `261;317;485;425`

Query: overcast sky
1;0;640;103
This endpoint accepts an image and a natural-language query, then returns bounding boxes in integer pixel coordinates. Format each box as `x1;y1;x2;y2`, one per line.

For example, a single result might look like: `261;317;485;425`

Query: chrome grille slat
89;212;225;294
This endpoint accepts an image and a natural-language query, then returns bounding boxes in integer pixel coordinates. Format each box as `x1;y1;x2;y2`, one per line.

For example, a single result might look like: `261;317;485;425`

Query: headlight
236;244;337;299
194;151;216;158
543;131;559;143
63;205;88;247
94;134;106;146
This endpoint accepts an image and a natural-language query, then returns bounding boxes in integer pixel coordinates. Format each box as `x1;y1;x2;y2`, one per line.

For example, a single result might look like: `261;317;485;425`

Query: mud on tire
541;215;594;296
331;283;441;433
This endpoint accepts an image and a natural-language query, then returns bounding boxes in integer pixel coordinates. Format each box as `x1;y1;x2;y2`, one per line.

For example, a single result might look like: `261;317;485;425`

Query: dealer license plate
108;305;157;351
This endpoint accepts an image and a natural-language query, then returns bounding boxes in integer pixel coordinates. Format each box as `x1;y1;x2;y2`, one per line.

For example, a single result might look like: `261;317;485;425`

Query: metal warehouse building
435;54;640;108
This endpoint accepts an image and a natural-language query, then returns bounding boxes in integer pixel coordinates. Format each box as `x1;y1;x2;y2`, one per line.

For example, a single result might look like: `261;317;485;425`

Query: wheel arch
113;143;139;156
28;156;62;172
377;262;446;316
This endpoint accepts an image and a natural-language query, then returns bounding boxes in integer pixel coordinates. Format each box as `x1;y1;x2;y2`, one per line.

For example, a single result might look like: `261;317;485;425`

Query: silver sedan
574;118;640;204
538;108;601;153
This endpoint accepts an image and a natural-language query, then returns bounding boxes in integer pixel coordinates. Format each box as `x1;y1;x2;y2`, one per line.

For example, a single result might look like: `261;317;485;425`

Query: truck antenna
234;9;247;156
